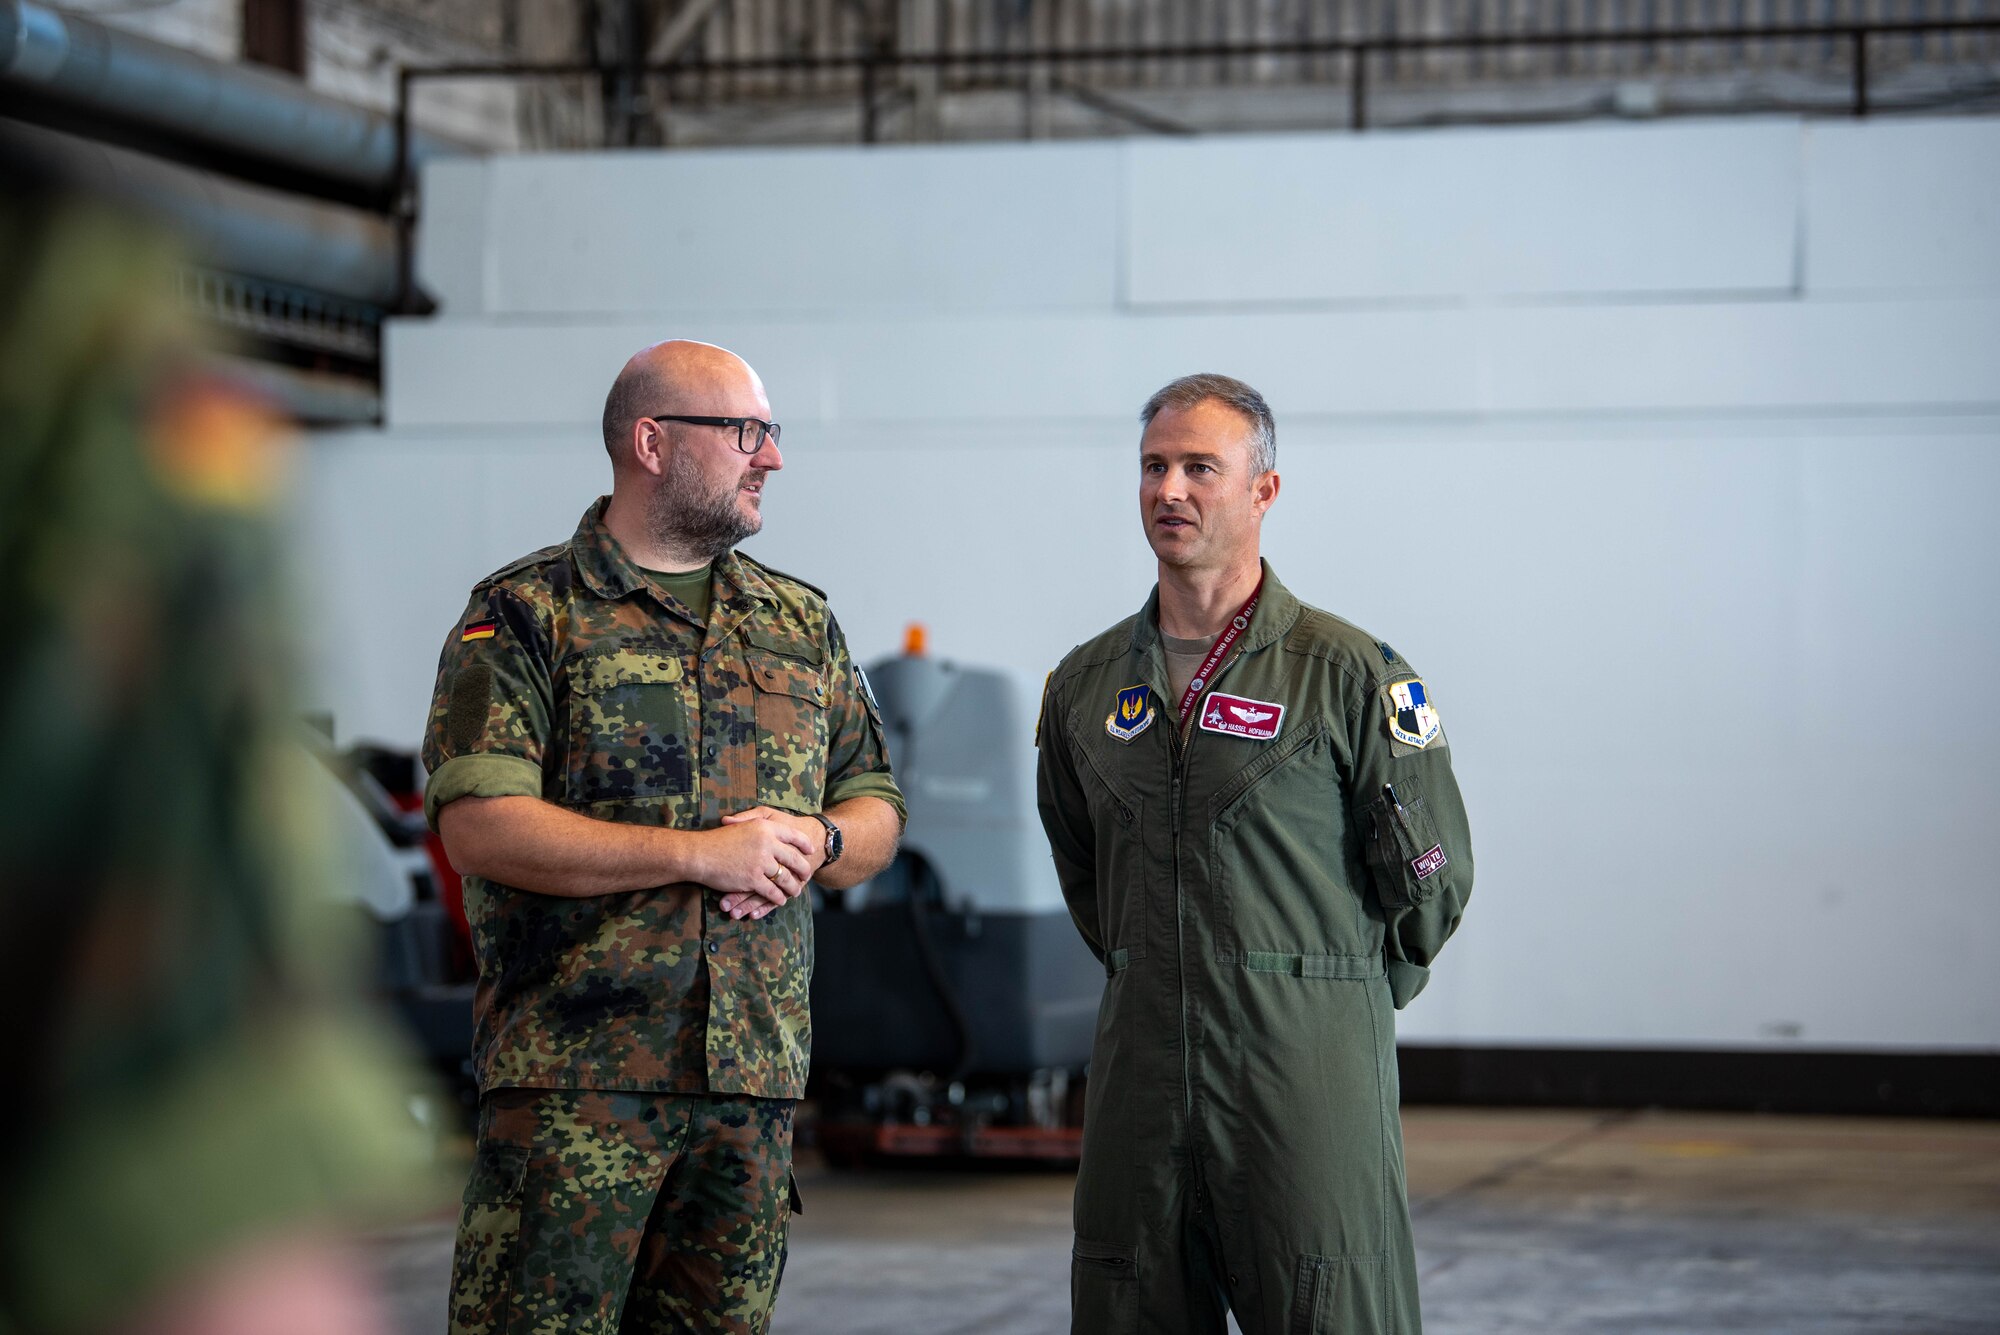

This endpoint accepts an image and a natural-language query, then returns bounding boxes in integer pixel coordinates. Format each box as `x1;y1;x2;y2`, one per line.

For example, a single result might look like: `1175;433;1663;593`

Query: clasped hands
704;806;826;921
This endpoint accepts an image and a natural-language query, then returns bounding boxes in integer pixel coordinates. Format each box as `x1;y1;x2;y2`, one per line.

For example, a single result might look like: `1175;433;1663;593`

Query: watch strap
809;811;843;866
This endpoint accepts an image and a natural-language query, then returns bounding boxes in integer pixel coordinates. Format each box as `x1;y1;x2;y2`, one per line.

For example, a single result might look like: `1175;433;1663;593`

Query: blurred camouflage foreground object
0;151;440;1335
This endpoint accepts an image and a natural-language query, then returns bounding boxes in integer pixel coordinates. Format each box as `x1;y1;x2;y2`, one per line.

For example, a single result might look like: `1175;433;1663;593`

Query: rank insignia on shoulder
1383;677;1441;749
461;619;498;642
856;665;880;711
1105;684;1155;742
1379;642;1398;664
1198;691;1285;741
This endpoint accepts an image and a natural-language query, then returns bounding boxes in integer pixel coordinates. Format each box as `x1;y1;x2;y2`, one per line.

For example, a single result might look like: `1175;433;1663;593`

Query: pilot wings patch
1197;691;1285;741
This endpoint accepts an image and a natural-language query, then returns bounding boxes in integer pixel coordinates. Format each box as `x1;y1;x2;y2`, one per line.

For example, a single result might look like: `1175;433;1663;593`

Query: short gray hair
1139;373;1276;475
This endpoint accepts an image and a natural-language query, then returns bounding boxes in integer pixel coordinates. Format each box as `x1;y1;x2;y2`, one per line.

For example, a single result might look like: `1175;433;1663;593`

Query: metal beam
1048;77;1196;137
648;0;729;63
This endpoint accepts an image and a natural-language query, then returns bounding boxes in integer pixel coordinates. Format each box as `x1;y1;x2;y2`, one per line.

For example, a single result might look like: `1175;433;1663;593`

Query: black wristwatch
809;812;843;867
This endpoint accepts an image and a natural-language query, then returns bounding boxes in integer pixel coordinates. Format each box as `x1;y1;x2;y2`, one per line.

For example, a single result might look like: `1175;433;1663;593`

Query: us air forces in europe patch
1106;684;1155;742
1383;676;1442;752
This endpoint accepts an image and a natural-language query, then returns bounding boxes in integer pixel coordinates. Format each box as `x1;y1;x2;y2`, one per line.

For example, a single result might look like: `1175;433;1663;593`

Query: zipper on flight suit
1170;727;1191;1129
1168;715;1201;1207
1167;640;1250;1220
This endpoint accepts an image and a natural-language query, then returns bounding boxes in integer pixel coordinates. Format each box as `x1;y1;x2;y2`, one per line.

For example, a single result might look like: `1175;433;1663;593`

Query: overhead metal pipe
204;352;381;426
0;0;448;194
0;119;398;306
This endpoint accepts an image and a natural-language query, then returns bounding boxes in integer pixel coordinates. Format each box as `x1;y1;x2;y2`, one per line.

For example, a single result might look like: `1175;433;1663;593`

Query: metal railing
389;15;2000;305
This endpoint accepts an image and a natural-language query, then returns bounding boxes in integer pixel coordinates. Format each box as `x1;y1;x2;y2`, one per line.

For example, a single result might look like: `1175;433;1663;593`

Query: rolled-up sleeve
818;615;906;825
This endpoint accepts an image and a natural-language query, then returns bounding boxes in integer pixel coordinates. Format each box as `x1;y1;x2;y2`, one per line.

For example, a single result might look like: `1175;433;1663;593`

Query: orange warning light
903;622;928;657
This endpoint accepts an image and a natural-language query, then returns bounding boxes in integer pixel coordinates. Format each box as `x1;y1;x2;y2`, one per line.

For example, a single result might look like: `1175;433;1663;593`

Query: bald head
601;340;766;466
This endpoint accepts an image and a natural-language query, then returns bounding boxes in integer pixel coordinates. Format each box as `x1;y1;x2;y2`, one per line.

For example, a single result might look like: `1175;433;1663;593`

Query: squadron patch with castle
1383;677;1442;750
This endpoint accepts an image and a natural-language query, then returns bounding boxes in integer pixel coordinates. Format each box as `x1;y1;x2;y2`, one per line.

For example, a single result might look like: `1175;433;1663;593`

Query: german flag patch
461;619;498;642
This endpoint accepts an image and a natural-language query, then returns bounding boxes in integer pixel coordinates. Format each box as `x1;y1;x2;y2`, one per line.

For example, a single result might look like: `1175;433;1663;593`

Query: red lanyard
1176;578;1263;727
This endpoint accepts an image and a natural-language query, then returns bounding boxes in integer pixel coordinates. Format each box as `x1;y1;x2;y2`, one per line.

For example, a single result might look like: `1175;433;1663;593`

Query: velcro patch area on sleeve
446;664;495;752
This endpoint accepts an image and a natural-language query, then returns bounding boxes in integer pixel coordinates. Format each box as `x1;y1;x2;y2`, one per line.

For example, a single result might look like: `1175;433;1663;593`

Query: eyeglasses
647;414;782;455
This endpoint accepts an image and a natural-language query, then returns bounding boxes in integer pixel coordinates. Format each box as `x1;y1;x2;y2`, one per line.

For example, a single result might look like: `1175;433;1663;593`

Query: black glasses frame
647;414;781;455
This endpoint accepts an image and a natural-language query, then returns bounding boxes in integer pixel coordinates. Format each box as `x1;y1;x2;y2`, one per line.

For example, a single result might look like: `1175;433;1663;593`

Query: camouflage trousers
448;1090;797;1335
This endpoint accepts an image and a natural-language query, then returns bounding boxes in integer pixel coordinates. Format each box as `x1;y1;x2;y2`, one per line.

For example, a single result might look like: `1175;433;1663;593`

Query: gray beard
647;450;763;562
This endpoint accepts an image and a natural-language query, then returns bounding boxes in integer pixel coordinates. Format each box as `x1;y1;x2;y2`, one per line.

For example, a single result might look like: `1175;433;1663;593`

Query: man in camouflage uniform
0;146;435;1335
424;339;904;1335
1036;374;1474;1334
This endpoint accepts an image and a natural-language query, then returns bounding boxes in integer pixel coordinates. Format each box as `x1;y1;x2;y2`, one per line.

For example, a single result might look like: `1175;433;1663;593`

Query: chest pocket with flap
742;623;830;812
563;646;696;804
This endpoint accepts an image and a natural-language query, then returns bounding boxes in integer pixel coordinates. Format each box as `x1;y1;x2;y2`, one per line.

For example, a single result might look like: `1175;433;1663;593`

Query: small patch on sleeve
461;619;498;642
446;664;494;753
1411;844;1448;880
1378;642;1398;664
1382;676;1442;751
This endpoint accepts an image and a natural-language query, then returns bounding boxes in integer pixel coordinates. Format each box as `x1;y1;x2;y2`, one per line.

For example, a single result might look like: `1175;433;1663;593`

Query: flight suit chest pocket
448;1144;528;1335
1206;723;1369;960
745;636;830;812
563;647;696;805
1066;717;1149;966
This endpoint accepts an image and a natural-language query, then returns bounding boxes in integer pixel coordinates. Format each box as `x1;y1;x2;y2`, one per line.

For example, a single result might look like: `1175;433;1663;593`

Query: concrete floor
373;1109;2000;1334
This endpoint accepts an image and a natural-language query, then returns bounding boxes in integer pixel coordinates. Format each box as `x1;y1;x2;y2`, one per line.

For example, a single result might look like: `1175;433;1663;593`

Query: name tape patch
1197;691;1285;741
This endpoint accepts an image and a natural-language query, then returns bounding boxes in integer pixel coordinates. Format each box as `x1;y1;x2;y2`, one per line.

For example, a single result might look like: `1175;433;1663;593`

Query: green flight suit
1035;562;1473;1335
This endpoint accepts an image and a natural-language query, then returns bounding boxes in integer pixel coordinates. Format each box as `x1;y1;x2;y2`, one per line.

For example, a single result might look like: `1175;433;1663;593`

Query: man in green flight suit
1036;374;1474;1334
423;340;904;1335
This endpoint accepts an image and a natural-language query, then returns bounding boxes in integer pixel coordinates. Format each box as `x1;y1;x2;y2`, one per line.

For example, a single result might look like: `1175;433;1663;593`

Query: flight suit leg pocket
1290;1253;1337;1334
448;1143;529;1335
1292;1254;1394;1334
1071;1237;1139;1334
1362;783;1447;909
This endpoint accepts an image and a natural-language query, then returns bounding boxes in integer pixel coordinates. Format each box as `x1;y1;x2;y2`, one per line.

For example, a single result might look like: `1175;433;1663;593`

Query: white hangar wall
298;116;2000;1053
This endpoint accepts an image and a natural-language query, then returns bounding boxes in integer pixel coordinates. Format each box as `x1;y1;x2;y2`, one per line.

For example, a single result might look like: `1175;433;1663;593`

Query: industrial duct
0;0;445;196
1;118;398;306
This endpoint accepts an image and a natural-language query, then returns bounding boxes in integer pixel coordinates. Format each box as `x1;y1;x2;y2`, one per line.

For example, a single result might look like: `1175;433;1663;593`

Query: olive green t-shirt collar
1130;558;1300;660
568;496;778;608
641;561;713;624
